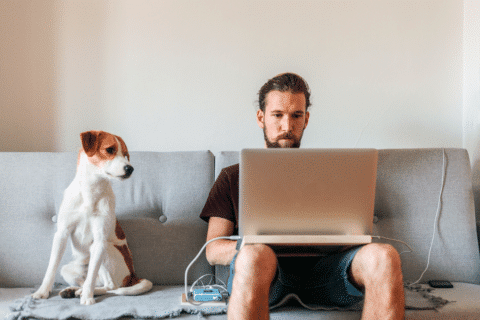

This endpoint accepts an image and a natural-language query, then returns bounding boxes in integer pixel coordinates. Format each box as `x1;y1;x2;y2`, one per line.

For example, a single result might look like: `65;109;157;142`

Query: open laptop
238;148;378;253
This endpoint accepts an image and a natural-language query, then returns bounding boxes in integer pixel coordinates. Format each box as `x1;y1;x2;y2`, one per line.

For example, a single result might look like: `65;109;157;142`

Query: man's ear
304;111;310;129
256;110;265;129
81;131;99;157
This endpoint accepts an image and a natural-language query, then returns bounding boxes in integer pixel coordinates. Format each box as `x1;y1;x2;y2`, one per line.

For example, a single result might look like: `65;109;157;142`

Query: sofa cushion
0;151;215;287
374;149;480;284
214;149;480;285
0;152;73;287
112;151;215;285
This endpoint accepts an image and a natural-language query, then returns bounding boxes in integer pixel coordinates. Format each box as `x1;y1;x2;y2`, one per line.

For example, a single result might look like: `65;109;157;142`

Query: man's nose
281;116;294;132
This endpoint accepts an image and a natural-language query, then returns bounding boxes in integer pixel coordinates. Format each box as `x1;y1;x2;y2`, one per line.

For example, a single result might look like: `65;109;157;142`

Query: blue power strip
192;288;223;302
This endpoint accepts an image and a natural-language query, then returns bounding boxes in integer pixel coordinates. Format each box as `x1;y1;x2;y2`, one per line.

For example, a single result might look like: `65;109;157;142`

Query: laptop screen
239;149;378;239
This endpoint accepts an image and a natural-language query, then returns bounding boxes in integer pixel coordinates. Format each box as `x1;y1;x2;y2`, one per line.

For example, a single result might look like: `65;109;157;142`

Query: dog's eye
106;147;115;154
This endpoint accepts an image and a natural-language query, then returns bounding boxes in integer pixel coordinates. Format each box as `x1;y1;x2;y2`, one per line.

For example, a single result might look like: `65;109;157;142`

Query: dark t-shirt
200;164;240;234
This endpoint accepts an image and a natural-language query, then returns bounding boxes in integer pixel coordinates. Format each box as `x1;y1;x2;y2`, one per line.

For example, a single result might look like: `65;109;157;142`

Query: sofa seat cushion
404;282;480;319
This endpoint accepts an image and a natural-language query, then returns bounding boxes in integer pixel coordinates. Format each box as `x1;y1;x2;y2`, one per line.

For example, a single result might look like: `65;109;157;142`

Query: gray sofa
1;149;480;319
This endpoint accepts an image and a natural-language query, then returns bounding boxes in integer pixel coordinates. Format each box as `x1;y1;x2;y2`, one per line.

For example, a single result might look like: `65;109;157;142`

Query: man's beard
263;129;303;148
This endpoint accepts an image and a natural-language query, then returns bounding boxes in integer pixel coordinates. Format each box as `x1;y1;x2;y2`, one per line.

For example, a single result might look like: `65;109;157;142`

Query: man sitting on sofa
200;73;405;320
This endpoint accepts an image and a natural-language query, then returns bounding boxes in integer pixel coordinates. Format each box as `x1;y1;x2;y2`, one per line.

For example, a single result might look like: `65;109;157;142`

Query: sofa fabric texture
1;148;480;319
214;149;480;287
0;151;215;288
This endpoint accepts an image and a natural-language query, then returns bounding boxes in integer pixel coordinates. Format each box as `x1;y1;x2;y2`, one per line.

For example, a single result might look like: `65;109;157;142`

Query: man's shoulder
222;163;239;176
216;163;239;186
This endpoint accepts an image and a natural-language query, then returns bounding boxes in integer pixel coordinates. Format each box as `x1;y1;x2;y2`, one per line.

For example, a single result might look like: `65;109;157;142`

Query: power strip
180;293;227;306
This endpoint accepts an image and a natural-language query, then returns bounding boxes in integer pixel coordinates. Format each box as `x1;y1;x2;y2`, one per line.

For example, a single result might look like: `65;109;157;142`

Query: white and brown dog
32;130;152;305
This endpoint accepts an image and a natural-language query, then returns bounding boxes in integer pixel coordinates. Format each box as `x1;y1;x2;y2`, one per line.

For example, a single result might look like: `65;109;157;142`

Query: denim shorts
228;246;364;308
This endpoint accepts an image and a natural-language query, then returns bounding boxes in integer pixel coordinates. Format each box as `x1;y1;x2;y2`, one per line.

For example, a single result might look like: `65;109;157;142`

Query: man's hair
258;73;311;112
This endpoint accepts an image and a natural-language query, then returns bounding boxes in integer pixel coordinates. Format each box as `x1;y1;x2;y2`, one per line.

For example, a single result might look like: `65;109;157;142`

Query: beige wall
0;0;468;155
1;1;56;151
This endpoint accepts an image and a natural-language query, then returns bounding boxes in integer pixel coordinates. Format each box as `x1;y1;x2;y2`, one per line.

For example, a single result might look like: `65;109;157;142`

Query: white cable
410;149;446;285
372;236;414;255
184;235;241;304
190;274;212;291
190;274;228;293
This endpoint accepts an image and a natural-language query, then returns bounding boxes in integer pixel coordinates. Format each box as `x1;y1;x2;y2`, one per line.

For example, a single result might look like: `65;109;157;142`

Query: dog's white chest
72;218;94;246
59;179;116;248
63;177;115;214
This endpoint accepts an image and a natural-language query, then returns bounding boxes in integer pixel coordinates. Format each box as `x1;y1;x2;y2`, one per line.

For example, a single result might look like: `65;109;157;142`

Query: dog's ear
81;131;100;157
115;135;130;161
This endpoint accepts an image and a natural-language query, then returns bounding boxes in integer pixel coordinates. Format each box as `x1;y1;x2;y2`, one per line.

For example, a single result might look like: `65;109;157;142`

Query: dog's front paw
80;291;95;305
80;295;96;305
32;287;50;299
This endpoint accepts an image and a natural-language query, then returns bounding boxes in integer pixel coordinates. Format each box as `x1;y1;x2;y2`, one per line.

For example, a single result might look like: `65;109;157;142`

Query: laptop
238;148;378;253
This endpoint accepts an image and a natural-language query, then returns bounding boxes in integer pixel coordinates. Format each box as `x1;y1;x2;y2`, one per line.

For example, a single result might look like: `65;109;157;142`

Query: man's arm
205;217;238;266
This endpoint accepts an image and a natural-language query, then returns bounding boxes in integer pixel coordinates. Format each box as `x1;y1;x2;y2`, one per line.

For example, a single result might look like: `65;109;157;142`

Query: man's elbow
205;243;234;266
205;250;221;266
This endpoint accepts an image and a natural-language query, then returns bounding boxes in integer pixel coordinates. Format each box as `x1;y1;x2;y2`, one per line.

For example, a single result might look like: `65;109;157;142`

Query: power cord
371;236;413;256
409;148;446;285
184;235;241;304
374;149;446;285
190;274;228;293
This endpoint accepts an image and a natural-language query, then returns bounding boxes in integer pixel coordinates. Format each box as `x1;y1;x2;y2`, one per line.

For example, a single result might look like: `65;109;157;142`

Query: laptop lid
238;148;378;245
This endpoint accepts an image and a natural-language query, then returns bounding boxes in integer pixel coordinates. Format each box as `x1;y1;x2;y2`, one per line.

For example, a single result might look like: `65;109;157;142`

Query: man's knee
352;243;403;286
234;244;277;286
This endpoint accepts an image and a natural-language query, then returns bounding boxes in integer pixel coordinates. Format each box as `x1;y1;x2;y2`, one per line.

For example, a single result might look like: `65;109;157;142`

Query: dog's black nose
124;165;134;177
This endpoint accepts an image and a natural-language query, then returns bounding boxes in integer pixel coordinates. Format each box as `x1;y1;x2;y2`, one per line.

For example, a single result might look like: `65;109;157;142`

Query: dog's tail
108;279;153;296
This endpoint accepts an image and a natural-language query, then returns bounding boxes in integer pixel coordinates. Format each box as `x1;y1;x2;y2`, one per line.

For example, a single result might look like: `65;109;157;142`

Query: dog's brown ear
81;131;100;157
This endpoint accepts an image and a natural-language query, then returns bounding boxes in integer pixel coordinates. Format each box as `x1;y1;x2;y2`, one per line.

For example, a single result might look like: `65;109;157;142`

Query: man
200;73;405;320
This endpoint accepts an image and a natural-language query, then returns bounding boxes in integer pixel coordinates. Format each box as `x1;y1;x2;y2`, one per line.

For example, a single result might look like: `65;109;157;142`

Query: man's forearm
204;217;237;265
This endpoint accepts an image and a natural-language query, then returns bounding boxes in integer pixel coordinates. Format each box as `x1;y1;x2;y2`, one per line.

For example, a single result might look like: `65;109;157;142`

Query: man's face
257;90;310;148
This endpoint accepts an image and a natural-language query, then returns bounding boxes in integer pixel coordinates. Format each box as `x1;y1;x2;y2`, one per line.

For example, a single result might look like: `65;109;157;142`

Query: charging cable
190;274;228;292
184;235;241;304
371;236;414;256
374;149;446;285
409;148;446;285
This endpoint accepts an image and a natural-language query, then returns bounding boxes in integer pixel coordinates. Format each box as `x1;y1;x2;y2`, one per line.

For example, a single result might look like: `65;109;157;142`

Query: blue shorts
228;246;364;308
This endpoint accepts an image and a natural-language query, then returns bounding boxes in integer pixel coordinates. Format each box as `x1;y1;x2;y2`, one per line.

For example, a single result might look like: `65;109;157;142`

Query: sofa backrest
214;148;480;285
0;151;215;287
1;149;478;288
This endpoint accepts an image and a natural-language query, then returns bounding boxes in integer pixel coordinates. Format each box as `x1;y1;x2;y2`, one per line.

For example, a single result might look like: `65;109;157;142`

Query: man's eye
106;148;115;154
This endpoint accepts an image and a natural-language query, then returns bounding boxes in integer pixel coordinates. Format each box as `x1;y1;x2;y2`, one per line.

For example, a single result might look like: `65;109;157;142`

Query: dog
32;130;152;305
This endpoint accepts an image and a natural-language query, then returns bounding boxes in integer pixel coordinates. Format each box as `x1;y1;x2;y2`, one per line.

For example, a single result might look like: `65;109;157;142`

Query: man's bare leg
227;244;277;320
350;243;405;320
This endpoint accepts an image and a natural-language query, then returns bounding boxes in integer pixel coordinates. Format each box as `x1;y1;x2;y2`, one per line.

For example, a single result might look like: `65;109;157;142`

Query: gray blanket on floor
7;284;448;320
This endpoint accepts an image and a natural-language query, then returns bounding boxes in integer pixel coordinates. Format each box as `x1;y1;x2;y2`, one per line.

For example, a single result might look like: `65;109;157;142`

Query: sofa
1;148;480;319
